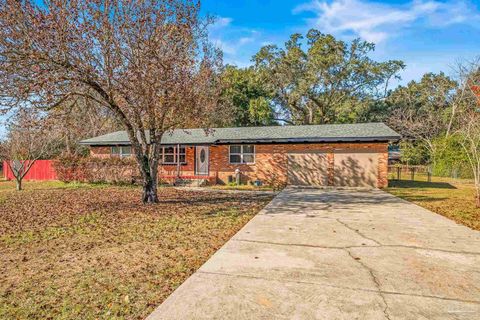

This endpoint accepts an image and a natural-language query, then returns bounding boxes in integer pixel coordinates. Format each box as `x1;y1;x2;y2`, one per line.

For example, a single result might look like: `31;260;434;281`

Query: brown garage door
287;152;328;186
334;152;378;187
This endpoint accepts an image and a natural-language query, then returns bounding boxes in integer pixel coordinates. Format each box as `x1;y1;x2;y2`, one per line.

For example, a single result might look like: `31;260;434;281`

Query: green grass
0;179;109;191
387;177;480;230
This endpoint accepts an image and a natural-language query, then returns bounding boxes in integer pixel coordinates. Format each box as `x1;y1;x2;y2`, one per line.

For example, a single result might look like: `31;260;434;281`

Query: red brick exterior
90;142;389;188
158;146;195;177
90;146;196;177
89;146;111;158
209;143;389;188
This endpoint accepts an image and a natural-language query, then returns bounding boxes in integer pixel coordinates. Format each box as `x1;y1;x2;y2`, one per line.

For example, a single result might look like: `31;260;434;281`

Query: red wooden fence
3;160;57;181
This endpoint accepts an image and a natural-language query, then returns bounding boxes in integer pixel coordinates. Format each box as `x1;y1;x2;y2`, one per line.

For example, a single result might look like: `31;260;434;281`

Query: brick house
80;123;400;188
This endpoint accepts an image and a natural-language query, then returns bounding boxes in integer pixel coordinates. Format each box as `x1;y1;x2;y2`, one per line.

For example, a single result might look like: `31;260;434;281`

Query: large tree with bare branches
386;73;458;163
0;0;222;202
457;110;480;207
48;96;123;156
454;59;480;207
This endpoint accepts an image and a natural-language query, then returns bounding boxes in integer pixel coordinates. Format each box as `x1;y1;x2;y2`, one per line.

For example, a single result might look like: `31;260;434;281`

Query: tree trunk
16;178;22;191
142;173;158;203
476;192;480;208
138;155;159;204
129;130;162;204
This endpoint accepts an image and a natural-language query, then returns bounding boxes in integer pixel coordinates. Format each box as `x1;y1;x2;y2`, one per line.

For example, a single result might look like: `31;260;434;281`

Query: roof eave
80;135;402;146
79;141;131;146
215;136;401;144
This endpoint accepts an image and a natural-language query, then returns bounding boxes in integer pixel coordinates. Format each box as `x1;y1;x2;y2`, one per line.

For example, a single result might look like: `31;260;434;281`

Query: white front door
195;146;209;175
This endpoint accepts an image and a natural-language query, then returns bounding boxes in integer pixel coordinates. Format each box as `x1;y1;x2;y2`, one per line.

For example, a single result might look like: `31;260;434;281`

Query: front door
195;146;209;175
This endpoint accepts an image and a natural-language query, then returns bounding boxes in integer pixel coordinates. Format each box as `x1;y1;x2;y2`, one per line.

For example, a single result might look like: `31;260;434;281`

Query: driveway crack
336;218;381;245
199;270;480;304
345;249;392;320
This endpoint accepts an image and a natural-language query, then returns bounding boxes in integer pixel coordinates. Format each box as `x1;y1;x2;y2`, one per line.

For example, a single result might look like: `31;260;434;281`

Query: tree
431;135;471;178
457;111;480;207
0;111;58;190
386;73;458;165
253;30;404;124
454;59;480;207
0;0;222;203
399;140;430;165
220;65;276;126
47;95;122;156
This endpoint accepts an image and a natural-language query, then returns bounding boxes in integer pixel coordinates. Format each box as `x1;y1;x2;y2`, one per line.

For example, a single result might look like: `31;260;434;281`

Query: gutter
78;141;132;145
79;135;401;146
214;136;401;144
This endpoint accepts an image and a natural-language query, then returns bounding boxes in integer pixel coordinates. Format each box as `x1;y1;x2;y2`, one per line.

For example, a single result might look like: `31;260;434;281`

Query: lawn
0;180;273;319
387;176;480;231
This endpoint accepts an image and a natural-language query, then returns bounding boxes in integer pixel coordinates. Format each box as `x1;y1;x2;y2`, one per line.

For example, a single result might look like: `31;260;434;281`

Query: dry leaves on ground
0;182;273;319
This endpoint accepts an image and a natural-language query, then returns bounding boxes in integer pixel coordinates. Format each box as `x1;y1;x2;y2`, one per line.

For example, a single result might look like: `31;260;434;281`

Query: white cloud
208;17;264;65
294;0;480;43
239;36;255;45
210;34;258;56
211;38;236;55
212;16;233;29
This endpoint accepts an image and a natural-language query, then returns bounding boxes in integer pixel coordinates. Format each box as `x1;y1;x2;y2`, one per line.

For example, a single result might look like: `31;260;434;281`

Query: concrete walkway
147;187;480;320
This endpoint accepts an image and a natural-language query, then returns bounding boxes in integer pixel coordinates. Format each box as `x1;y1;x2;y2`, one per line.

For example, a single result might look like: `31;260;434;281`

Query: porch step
174;178;209;187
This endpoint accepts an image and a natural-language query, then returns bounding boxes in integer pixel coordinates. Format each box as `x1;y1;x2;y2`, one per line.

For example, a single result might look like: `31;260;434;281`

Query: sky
1;0;479;138
204;0;480;86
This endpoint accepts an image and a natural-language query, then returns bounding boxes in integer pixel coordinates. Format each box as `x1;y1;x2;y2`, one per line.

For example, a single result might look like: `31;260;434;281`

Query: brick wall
158;146;195;177
90;146;111;158
90;142;389;188
210;142;389;188
90;146;196;177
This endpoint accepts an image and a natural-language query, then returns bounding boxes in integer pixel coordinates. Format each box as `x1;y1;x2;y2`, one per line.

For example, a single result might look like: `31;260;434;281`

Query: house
80;123;401;188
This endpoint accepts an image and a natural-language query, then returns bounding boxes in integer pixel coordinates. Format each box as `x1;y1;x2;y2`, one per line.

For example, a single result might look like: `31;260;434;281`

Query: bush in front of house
54;156;140;185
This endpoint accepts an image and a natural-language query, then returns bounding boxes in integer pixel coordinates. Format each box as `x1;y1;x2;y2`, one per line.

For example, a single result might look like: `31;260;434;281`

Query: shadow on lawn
388;180;457;189
398;195;448;203
83;192;273;215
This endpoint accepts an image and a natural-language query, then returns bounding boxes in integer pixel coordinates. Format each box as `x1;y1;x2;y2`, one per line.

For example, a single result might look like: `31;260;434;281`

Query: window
161;146;186;164
163;146;175;164
229;145;255;164
111;145;186;163
112;146;131;158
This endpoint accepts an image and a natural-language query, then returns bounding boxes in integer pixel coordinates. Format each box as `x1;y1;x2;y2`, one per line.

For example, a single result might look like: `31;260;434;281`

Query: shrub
399;140;430;165
54;155;86;182
54;156;140;184
432;136;473;179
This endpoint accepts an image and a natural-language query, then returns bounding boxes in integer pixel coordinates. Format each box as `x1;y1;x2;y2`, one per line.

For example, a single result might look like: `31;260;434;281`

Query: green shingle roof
79;123;401;146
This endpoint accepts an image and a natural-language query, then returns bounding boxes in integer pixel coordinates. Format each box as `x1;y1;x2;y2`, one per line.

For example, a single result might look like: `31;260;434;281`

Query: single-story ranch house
80;123;400;188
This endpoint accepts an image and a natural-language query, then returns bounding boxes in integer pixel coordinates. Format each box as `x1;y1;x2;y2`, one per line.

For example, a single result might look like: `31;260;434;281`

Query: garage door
287;152;328;186
334;152;378;187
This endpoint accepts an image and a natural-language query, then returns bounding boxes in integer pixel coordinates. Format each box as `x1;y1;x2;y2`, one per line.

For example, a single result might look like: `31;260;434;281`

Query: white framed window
161;146;186;164
229;145;255;164
112;146;132;158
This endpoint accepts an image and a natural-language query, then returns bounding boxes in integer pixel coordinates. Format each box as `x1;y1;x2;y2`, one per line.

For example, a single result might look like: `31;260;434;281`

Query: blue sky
204;0;480;86
2;0;479;138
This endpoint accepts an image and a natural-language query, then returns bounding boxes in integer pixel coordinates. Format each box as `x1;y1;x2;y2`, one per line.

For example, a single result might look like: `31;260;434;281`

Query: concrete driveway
147;187;480;320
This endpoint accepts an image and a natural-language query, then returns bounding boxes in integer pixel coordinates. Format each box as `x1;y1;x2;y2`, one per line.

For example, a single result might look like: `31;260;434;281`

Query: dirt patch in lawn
387;178;480;231
0;182;273;319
